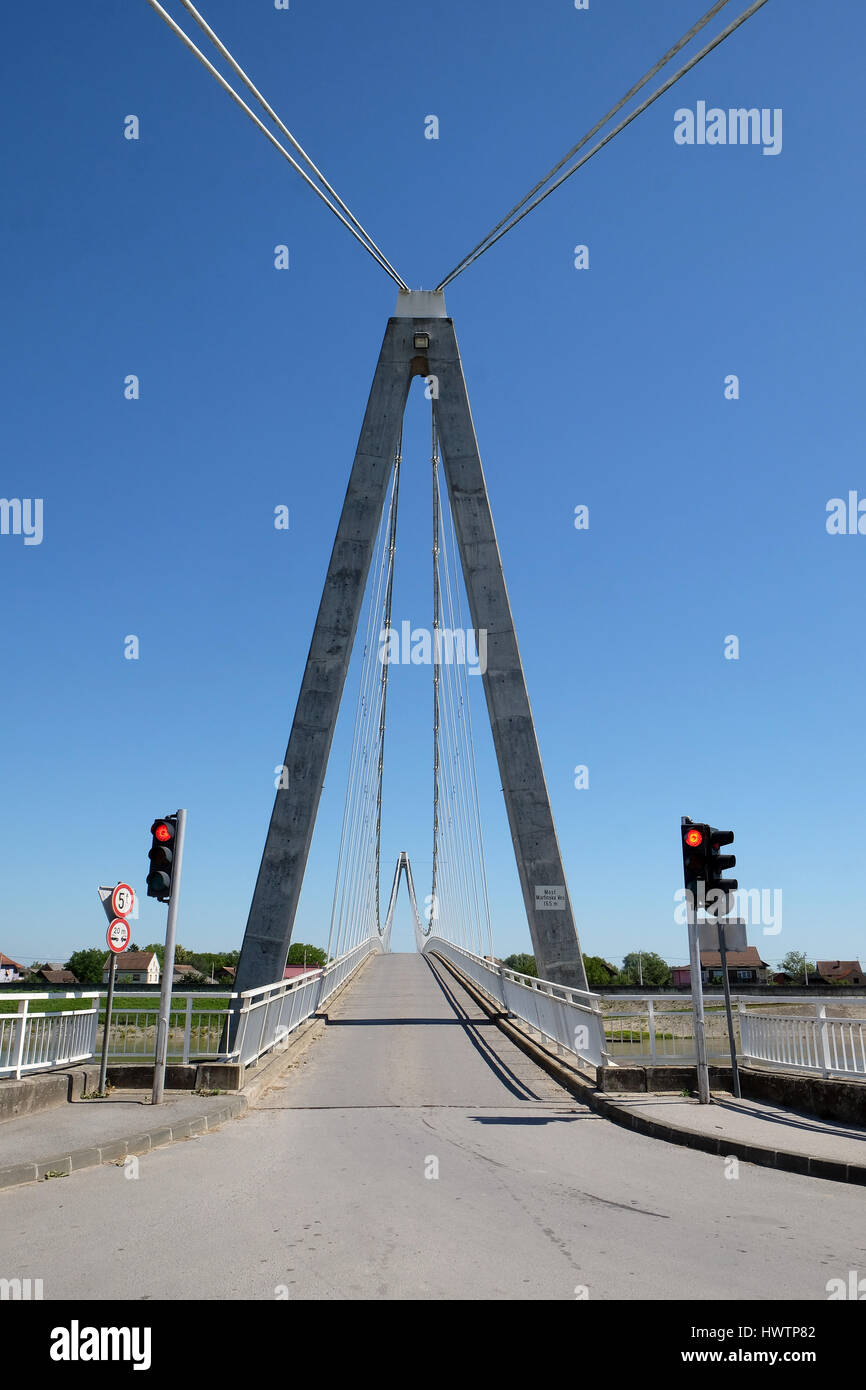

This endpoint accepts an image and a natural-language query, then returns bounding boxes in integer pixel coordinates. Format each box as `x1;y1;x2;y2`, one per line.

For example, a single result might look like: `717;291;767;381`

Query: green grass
0;993;229;1018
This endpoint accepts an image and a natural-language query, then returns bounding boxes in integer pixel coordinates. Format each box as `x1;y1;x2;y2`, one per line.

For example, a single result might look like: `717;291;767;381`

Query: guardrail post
737;1000;747;1062
818;1004;832;1078
14;999;28;1081
647;1000;656;1064
182;996;193;1065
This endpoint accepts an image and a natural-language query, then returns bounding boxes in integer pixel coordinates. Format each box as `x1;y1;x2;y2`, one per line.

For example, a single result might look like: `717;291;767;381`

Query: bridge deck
260;952;577;1110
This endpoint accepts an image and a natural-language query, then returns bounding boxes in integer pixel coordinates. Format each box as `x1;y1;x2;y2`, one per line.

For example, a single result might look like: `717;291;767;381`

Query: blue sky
2;0;865;972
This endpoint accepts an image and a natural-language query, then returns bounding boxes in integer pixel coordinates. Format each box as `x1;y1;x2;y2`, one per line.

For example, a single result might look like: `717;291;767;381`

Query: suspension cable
429;412;492;955
144;0;409;290
436;0;773;290
429;416;441;938
175;0;409;291
374;439;402;933
326;453;400;959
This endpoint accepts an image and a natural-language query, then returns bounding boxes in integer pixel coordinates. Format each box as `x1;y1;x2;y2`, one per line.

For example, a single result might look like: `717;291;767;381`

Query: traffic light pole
687;896;711;1105
152;808;187;1106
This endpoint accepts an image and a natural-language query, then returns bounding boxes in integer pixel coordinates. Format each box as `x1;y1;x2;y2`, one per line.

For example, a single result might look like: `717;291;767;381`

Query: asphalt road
1;954;863;1300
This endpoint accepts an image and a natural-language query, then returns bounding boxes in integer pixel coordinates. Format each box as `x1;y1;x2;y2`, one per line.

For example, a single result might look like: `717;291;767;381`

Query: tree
583;956;618;988
778;951;816;983
503;953;537;977
286;942;327;969
64;948;108;985
619;951;672;989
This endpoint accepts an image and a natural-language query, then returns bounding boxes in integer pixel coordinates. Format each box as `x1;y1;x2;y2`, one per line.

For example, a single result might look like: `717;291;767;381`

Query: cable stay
143;0;409;290
427;417;493;959
436;0;773;290
324;414;493;964
326;441;401;961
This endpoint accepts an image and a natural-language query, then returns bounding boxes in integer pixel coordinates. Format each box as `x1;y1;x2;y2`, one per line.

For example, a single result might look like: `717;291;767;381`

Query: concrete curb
430;952;866;1188
0;1096;248;1192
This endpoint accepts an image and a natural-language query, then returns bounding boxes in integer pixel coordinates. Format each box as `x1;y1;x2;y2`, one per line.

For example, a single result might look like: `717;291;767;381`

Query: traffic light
147;816;177;902
681;818;709;899
707;826;737;910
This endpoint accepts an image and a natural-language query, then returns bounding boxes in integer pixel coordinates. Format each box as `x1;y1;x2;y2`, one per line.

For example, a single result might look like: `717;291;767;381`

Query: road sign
106;918;131;954
98;886;139;922
111;883;135;918
698;917;747;952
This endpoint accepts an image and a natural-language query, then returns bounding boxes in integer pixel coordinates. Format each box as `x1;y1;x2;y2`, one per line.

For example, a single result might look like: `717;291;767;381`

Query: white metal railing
424;938;609;1068
100;994;233;1064
0;994;100;1080
228;937;381;1069
738;1002;866;1079
600;993;866;1079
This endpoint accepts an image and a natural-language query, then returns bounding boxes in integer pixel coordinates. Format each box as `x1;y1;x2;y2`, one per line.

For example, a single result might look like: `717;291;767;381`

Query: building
817;960;864;986
0;953;25;983
674;948;769;988
283;965;321;980
102;952;160;986
38;969;79;986
172;963;202;984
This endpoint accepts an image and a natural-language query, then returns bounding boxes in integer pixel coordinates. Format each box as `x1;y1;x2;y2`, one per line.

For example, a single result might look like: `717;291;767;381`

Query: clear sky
2;0;864;973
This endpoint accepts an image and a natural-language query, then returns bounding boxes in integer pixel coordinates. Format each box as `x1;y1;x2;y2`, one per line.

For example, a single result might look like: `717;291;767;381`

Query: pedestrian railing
228;937;381;1069
739;1003;866;1079
601;994;866;1079
0;994;100;1080
100;995;232;1064
602;997;733;1063
423;939;610;1068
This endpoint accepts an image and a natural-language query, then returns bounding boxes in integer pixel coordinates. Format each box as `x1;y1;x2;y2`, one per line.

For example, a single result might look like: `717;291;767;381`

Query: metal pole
152;808;187;1105
687;896;711;1104
98;953;117;1096
717;916;741;1098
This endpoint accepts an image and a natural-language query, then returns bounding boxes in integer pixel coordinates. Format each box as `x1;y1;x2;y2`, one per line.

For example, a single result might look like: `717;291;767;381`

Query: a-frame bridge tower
233;291;587;997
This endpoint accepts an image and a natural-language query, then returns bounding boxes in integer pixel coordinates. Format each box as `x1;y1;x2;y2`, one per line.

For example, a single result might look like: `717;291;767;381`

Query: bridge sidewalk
595;1091;866;1184
0;1090;246;1190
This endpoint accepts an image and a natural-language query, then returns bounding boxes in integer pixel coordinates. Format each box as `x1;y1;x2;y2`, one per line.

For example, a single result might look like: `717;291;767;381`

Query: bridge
4;0;864;1332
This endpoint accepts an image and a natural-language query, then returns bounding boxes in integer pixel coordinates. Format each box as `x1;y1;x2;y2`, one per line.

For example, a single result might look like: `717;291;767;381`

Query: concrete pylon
233;294;587;999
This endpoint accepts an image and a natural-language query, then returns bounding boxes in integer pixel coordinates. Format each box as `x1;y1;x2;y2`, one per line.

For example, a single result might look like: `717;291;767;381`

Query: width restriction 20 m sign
106;918;131;954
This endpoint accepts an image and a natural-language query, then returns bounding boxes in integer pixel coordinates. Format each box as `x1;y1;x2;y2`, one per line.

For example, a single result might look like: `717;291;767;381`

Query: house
218;965;236;981
283;965;321;980
817;960;864;986
675;948;769;988
0;953;25;983
39;969;79;986
172;963;202;984
102;952;160;986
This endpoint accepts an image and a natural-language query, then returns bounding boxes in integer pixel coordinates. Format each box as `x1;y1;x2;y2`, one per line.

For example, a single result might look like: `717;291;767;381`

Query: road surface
1;954;862;1300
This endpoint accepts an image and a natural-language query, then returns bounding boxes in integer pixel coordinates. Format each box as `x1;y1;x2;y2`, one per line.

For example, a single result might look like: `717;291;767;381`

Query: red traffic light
153;821;172;843
685;828;704;847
